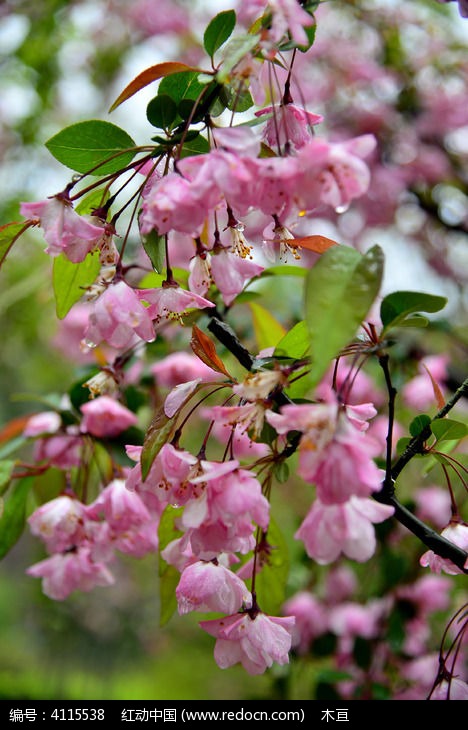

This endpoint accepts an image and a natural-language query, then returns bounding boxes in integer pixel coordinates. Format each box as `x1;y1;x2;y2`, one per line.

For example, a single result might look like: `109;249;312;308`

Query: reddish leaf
288;235;338;254
191;325;232;378
109;62;200;112
423;364;446;410
0;416;31;444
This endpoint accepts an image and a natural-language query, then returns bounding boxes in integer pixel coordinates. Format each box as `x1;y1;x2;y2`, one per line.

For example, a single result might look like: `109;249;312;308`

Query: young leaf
290;234;338;254
142;230;166;273
146;94;178;130
109;62;196;111
217;34;260;83
0;477;33;560
140;407;178;481
304;244;384;389
190;325;232;377
53;251;101;319
203;9;236;59
46;121;136;175
158;71;207;106
275;321;309;359
252;517;289;616
431;418;468;442
179;134;210;158
0;222;30;270
158;505;183;627
380;291;447;332
249;302;286;350
409;414;431;437
0;460;15;495
75;188;110;215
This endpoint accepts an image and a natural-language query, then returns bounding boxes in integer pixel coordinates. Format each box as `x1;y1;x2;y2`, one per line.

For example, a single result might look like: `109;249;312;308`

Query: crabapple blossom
401;355;448;410
296;496;394;564
20;197;105;262
176;561;252;615
32;432;83;469
28;495;87;553
151;352;222;387
431;677;468;700
80;396;138;438
137;285;214;325
420;522;468;575
23;411;61;437
414;486;452;530
85;479;152;531
256;104;323;151
84;280;155;349
210;248;264;306
282;592;328;653
200;612;295;675
27;547;115;601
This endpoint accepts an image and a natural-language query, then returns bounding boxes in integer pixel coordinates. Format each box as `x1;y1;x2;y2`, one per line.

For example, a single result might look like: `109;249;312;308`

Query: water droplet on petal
335;203;350;214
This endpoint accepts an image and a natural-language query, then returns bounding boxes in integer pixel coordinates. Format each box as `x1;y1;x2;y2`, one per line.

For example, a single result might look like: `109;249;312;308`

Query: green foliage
252;518;289;616
140;410;178;481
146;95;178;130
142;230;166;273
45;121;137;175
304;245;384;389
0;223;28;270
217;35;260;83
0;461;15;496
275;321;309;359
0;478;33;560
409;414;431;437
158;506;184;626
431;418;468;442
380;291;447;332
249;302;286;350
52;251;101;319
203;10;237;60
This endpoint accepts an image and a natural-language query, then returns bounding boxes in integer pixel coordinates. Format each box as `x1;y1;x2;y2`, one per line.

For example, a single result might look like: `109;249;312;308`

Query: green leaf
0;222;28;269
140;409;178;481
159;71;207;106
304;245;384;390
146;94;178;130
380;291;447;332
275;321;309;359
409;414;431;437
253;517;289;616
396;437;412;454
219;84;253;113
431;418;468;442
217;34;260;84
274;461;290;484
262;265;307;278
45;120;136;175
142;230;166;273
53;251;101;319
249;302;286;350
178;133;210;158
75;188;110;215
203;10;236;59
0;460;15;496
0;477;33;559
158;505;183;626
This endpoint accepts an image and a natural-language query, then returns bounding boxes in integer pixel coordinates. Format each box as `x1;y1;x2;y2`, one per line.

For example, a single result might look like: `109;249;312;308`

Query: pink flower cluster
266;399;393;563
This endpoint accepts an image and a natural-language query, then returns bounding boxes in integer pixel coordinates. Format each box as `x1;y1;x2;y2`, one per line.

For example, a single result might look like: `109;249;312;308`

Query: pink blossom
128;0;190;36
28;496;86;553
112;520;159;558
297;135;376;213
200;612;295;675
181;461;270;559
267;0;315;46
20;197;105;262
140;172;221;236
33;433;83;469
86;479;151;531
414;486;452;530
401;355;448;410
151;352;222;387
396;575;452;615
282;592;328;653
80;396;137;438
207;403;268;441
138;285;214;324
296;496;394;564
23;411;61;437
212;126;261;158
329;600;387;639
323;566;357;604
420;522;468;575
210;249;264;306
203;418;270;460
26;547;114;600
256;104;323;151
85;281;155;349
176;561;252;615
188;254;212;297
